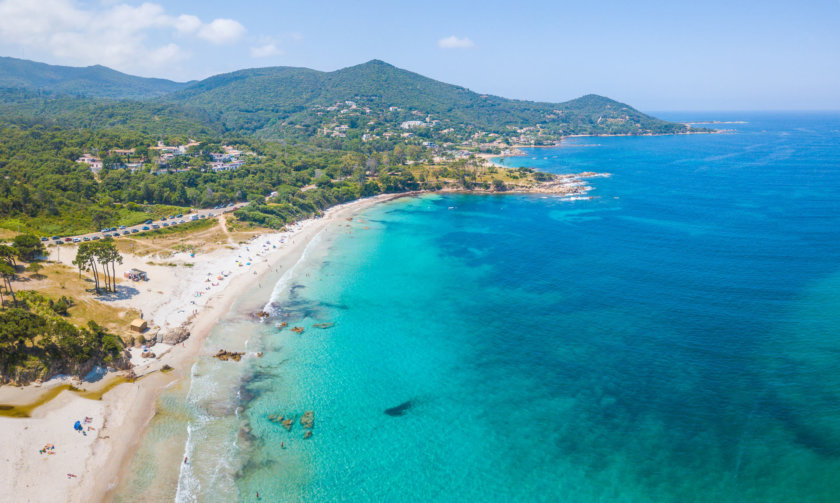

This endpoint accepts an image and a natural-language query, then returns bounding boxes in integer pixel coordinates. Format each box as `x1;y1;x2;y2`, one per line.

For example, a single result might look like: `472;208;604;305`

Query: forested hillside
0;56;187;99
168;60;689;139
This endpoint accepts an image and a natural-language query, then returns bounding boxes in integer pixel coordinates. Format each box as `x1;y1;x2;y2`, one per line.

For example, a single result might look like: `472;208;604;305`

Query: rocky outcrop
157;322;191;345
282;417;294;431
291;327;304;334
214;350;244;362
300;410;314;429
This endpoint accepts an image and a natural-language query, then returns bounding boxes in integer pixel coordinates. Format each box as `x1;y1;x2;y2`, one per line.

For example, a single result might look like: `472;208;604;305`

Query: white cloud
197;18;246;45
438;35;475;49
0;0;246;73
250;43;283;58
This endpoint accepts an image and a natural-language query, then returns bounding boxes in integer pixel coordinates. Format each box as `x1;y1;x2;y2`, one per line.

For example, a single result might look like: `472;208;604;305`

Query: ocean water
116;112;840;502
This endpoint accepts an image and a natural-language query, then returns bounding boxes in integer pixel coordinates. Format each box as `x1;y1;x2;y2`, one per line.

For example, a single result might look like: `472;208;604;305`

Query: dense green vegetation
0;123;427;234
0;88;220;137
0;292;127;384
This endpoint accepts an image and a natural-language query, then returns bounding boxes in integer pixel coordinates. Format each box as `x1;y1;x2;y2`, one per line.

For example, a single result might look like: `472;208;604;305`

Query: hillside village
76;141;251;175
311;98;563;162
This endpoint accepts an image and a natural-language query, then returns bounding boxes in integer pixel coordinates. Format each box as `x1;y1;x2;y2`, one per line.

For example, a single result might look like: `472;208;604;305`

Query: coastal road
45;202;250;245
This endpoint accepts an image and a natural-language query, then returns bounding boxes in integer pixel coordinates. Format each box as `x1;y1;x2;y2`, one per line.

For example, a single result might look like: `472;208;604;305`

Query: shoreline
0;193;406;503
0;181;603;501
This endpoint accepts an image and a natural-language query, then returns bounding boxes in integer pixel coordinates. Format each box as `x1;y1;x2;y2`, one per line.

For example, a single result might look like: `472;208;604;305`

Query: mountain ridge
0;56;189;99
0;56;693;140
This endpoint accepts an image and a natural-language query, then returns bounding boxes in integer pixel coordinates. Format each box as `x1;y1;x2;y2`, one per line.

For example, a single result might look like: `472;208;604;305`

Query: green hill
0;57;696;142
0;56;188;99
0;88;221;137
168;59;689;139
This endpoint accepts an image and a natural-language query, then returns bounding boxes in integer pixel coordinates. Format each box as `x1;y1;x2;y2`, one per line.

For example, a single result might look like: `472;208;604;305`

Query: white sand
0;194;405;503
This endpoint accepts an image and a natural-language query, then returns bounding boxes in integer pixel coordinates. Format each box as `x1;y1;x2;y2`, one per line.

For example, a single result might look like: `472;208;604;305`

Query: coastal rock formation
300;410;314;429
312;322;334;329
158;322;191;345
214;350;244;362
303;430;312;439
276;322;288;329
282;417;294;431
291;327;304;334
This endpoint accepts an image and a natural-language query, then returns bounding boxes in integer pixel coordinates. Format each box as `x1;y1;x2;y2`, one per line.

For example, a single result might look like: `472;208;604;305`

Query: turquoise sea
116;112;840;502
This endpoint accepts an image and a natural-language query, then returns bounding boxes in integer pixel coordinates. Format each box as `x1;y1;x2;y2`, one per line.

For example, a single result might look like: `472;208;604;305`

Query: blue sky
0;0;838;110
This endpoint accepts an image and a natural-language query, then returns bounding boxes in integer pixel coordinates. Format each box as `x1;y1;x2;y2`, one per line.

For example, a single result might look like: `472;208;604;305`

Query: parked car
152;224;160;229
72;238;80;243
176;214;183;218
145;219;153;224
123;231;130;235
142;226;150;231
131;229;139;234
191;216;198;221
41;237;48;241
119;225;127;229
83;237;90;241
162;222;169;227
91;236;100;240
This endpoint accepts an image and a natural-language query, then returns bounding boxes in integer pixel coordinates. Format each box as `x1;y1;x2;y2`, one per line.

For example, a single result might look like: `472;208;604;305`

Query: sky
0;0;838;110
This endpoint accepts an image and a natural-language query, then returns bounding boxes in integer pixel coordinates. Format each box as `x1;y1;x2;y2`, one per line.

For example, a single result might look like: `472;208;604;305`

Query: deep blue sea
117;112;840;502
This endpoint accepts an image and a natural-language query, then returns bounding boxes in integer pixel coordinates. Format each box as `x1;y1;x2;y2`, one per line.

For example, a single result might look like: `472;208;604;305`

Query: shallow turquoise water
127;112;840;502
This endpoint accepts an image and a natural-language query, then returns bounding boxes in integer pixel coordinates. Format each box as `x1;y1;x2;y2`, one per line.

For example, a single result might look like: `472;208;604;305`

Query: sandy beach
0;193;403;503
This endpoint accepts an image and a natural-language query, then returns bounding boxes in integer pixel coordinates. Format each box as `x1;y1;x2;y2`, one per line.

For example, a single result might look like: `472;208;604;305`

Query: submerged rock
282;417;294;431
303;430;312;439
300;410;314;429
312;322;334;329
291;327;304;334
384;401;412;416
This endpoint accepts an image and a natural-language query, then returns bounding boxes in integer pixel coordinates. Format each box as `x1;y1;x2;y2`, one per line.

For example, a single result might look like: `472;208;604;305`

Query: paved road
45;202;249;245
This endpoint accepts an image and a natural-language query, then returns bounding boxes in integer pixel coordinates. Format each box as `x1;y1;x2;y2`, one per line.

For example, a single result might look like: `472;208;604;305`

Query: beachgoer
184;456;188;464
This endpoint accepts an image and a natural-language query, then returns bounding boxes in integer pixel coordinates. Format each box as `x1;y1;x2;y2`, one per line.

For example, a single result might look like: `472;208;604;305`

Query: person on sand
184;456;188;464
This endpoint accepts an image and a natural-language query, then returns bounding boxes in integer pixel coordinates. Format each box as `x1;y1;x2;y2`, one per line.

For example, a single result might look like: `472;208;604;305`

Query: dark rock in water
312;322;334;329
303;430;312;439
300;410;314;429
214;350;244;362
385;401;412;416
282;417;294;431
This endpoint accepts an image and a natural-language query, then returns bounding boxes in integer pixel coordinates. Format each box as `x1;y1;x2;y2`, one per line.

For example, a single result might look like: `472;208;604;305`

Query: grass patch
22;263;140;340
133;218;216;239
0;203;194;237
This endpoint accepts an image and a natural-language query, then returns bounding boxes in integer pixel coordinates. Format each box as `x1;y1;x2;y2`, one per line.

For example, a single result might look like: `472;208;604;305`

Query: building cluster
76;141;248;175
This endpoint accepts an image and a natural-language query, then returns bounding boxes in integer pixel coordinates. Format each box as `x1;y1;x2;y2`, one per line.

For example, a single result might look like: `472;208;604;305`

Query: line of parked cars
43;203;242;244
